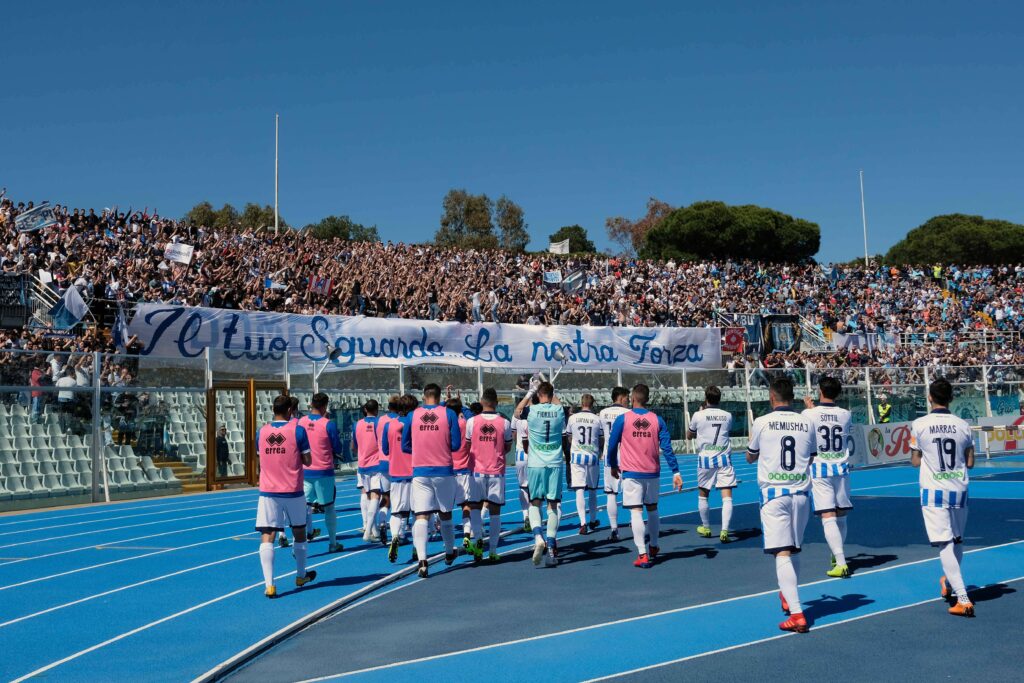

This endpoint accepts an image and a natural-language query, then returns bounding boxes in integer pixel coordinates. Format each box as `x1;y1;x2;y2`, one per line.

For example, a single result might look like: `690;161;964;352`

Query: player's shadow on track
283;572;392;596
804;593;874;623
654;546;719;562
554;543;634;566
969;583;1017;603
847;553;898;572
727;528;762;542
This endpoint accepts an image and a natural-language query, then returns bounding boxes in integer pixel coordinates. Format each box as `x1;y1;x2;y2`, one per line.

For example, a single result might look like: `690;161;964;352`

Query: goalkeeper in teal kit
514;379;566;567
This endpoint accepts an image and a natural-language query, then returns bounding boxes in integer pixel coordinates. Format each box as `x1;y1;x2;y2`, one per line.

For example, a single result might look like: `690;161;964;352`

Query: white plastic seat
6;475;30;499
24;475;49;498
61;473;86;495
160;467;179;484
57;461;76;475
44;474;68;496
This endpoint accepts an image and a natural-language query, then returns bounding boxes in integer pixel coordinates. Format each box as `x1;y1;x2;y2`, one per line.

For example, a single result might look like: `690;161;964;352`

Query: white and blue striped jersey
565;410;603;465
747;407;814;503
688;407;733;469
598;405;629;460
514;417;528;464
910;409;972;508
803;403;852;478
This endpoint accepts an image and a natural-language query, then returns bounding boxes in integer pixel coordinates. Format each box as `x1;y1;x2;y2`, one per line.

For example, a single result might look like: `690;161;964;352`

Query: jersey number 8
780;435;796;471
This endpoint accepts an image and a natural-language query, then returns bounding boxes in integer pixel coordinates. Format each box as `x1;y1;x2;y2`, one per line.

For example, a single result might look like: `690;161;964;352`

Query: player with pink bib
298;392;343;554
374;395;402;545
466;388;513;562
400;383;462;578
381;394;417;563
607;384;683;569
255;395;317;598
353;399;388;543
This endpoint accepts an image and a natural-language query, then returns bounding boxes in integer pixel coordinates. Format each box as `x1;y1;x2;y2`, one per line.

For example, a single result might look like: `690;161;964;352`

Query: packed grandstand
2;193;1022;371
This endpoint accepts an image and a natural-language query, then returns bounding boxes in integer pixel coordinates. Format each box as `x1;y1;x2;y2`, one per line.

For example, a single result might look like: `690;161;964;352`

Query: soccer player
746;377;815;633
255;394;317;598
298;393;344;554
565;394;603;535
689;386;737;543
376;396;403;544
381;394;416;563
607;384;683;568
353;399;389;543
401;383;462;578
514;410;532;531
279;396;318;548
447;396;483;556
803;376;854;578
599;387;630;540
466;388;513;561
515;381;566;567
910;378;976;617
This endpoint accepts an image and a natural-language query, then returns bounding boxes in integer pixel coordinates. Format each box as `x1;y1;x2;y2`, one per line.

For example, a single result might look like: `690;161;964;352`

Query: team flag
309;275;333;296
48;286;89;330
15;204;59;233
548;239;570;255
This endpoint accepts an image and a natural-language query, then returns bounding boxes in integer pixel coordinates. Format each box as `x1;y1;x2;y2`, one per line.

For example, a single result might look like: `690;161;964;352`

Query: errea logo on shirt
421;412;439;424
634;418;652;431
480;424;496;435
267;433;285;446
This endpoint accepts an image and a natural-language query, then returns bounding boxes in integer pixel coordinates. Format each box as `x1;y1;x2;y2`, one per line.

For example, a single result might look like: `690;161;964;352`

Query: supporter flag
548;239;570;255
543;270;563;285
309;275;333;296
15;203;59;233
112;303;129;352
561;270;585;293
48;286;89;330
722;327;745;354
264;277;287;290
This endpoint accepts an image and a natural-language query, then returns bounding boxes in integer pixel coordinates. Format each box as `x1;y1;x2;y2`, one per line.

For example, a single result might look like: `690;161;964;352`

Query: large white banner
164;243;195;264
128;304;722;372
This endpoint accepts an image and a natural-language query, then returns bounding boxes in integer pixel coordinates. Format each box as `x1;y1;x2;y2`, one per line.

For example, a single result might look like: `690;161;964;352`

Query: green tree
885;214;1024;265
435;189;498;249
213;203;239;229
639;201;819;262
496;195;529;252
304;215;380;242
549;224;596;254
183;201;216;227
239;203;287;231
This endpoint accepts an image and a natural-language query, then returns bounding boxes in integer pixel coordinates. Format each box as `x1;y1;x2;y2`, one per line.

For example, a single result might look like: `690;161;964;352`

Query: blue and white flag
264;277;287;290
48;286;89;330
112;303;129;352
543;270;563;285
15;204;59;233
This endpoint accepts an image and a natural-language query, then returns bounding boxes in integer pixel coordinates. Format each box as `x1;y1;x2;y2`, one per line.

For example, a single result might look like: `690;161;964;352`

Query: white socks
470;508;483;541
529;505;544;541
412;518;428;561
489;515;501;554
325;503;337;543
389;514;403;541
379;506;389;527
259;542;275;587
588;490;598;524
776;554;802;614
698;495;710;527
837;514;848;543
939;542;968;600
630;509;647;555
463;514;472;538
364;498;380;538
546;504;560;542
520;489;530;520
440;519;455;553
294;541;308;579
305;506;314;535
721;498;733;532
575;489;587;525
360;495;369;530
822;516;847;566
607;494;619;531
648;509;660;549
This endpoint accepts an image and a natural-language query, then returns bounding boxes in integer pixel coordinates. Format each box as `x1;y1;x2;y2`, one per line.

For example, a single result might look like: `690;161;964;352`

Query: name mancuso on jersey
690;408;732;455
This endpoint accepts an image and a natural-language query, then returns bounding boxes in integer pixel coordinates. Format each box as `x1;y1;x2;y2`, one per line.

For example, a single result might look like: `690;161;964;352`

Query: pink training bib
453;414;472;471
299;415;333;471
376;414;396;463
617;411;661;475
411;406;454;469
386;419;412;478
355;417;381;469
258;421;303;494
468;413;509;475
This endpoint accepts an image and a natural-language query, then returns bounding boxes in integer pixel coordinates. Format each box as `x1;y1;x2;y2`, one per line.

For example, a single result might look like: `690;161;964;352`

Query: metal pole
982;364;993;418
312;361;319;395
859;169;869;267
476;364;484;397
865;367;876;425
744;364;754;438
681;369;690;443
923;366;931;409
283;351;290;391
204;347;212;391
398;364;405;395
91;352;102;502
274;114;278;237
616;369;623;388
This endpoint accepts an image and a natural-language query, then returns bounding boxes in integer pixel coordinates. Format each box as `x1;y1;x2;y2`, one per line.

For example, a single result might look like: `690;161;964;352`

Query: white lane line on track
297;539;1024;681
584;574;1024;681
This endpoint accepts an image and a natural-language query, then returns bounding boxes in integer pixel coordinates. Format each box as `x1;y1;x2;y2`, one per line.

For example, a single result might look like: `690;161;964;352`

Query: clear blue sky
2;1;1021;261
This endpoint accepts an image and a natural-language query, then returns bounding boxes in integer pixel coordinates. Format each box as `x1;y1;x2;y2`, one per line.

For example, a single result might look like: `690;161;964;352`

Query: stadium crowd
2;194;1023;371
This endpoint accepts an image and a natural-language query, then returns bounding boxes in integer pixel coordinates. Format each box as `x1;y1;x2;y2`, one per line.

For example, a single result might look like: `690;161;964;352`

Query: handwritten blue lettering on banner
129;304;722;371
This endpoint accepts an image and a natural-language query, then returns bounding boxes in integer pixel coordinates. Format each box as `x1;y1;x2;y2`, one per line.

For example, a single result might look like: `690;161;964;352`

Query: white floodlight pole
859;169;869;266
274;114;280;237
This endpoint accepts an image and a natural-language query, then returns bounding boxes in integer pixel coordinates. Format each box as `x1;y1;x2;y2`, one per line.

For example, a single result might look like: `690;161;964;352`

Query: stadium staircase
153;457;206;493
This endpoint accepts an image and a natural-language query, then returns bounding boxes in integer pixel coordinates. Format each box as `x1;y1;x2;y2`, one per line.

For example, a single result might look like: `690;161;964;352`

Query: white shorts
922;506;968;546
360;471;391;494
255;495;307;532
390;480;412;514
760;494;810;554
570;462;600;490
516;461;529;490
603;466;621;494
812;475;853;514
412;475;457;515
475;473;506;505
622;478;660;508
697;465;737;491
456;472;483;505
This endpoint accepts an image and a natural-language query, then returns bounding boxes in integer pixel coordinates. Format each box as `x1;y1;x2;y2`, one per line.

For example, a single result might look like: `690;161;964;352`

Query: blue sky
2;1;1021;261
